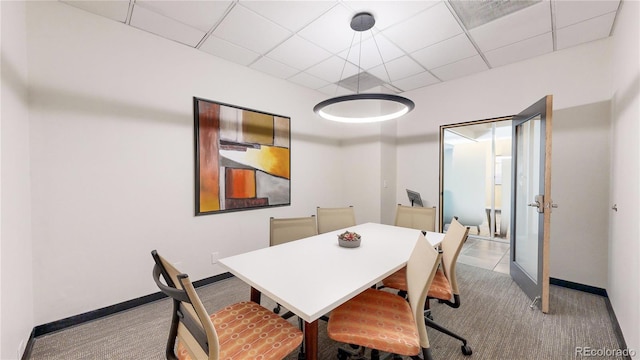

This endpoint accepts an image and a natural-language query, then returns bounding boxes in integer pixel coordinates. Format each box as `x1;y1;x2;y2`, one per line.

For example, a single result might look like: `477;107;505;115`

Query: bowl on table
338;231;361;248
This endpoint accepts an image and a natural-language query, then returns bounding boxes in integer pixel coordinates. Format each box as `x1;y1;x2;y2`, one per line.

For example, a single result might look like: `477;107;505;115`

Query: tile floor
457;236;510;274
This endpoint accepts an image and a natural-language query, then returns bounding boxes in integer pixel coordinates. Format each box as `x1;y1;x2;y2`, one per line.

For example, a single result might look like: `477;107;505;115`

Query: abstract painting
194;97;290;215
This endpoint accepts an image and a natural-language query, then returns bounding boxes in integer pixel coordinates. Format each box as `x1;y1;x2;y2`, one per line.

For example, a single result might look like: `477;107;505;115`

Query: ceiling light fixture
313;12;415;123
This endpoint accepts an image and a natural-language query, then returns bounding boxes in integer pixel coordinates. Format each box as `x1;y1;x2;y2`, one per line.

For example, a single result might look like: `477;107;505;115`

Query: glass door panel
513;117;541;281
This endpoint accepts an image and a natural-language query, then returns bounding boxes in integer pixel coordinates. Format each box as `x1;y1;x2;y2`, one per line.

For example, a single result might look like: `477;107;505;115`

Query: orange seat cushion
382;267;407;291
428;268;453;300
327;288;420;356
382;267;453;301
177;301;302;360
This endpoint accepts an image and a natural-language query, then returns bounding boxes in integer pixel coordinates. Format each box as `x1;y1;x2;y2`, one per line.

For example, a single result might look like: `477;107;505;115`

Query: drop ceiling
60;0;621;95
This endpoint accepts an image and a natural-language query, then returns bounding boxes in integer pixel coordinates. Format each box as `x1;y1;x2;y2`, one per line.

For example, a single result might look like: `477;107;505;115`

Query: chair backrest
440;218;470;295
406;234;441;350
394;205;436;232
316;206;356;234
152;250;219;360
269;216;318;246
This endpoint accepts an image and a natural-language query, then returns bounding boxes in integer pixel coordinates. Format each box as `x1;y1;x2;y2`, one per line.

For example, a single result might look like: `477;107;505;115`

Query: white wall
339;129;382;224
550;102;611;288
609;0;640;352
380;120;398;225
25;1;347;326
396;38;613;288
1;1;34;359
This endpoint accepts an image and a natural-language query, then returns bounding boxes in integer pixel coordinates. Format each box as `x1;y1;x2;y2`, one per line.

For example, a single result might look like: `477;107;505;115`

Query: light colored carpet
28;264;623;359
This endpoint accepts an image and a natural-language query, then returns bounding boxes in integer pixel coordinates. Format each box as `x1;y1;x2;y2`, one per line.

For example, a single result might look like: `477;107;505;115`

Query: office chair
269;215;317;316
316;206;356;234
394;204;436;232
151;250;303;360
270;215;317;246
381;218;472;356
377;205;436;297
327;234;441;360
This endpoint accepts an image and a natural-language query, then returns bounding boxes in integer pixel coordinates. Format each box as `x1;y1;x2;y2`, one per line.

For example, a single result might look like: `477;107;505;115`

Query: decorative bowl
338;231;361;248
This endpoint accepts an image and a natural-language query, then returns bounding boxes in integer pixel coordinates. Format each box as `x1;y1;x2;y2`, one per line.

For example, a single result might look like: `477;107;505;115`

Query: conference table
219;222;445;360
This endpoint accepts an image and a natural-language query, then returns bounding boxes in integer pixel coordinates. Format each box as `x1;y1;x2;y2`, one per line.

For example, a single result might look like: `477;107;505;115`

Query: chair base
424;313;472;356
336;346;430;360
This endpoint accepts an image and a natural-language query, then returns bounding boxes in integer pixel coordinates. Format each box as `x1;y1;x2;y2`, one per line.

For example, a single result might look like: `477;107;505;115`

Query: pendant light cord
356;31;363;94
371;30;393;87
335;32;358;97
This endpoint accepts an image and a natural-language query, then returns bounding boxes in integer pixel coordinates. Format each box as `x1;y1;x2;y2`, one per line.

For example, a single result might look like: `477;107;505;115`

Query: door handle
528;195;544;213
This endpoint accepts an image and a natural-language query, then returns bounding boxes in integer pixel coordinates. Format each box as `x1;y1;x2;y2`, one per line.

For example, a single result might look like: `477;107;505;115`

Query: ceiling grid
61;0;621;94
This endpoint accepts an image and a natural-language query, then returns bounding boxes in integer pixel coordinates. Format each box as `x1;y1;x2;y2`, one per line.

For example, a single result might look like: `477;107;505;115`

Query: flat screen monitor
406;189;424;207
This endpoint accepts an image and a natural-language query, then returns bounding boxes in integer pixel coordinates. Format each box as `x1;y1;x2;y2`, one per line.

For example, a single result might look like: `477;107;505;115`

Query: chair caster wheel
337;348;350;360
297;352;305;360
461;344;473;356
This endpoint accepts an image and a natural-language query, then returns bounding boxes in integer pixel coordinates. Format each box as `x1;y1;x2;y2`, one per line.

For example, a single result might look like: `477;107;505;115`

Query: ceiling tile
199;35;260;66
449;0;540;29
250;56;299;79
484;32;552;68
212;4;291;54
411;33;478;70
554;0;620;29
556;12;617;50
135;1;233;32
391;71;440;92
288;72;330;90
341;1;439;30
382;2;463;53
239;1;337;32
62;0;130;23
316;84;354;96
431;55;489;82
470;1;551;52
305;56;360;83
130;4;206;47
368;56;424;82
298;4;364;54
266;35;332;71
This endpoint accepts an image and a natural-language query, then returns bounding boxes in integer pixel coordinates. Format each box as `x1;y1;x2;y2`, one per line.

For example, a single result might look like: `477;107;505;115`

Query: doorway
440;118;513;240
440;117;513;274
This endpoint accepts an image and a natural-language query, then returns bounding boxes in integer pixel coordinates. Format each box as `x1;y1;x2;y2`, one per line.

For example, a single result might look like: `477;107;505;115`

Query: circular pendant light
313;12;415;123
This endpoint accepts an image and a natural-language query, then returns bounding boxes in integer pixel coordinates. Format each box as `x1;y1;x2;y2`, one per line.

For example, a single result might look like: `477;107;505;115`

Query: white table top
219;222;444;323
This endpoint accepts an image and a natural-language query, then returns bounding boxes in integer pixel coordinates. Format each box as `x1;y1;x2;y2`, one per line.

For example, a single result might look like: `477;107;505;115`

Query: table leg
304;320;318;360
250;287;261;304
